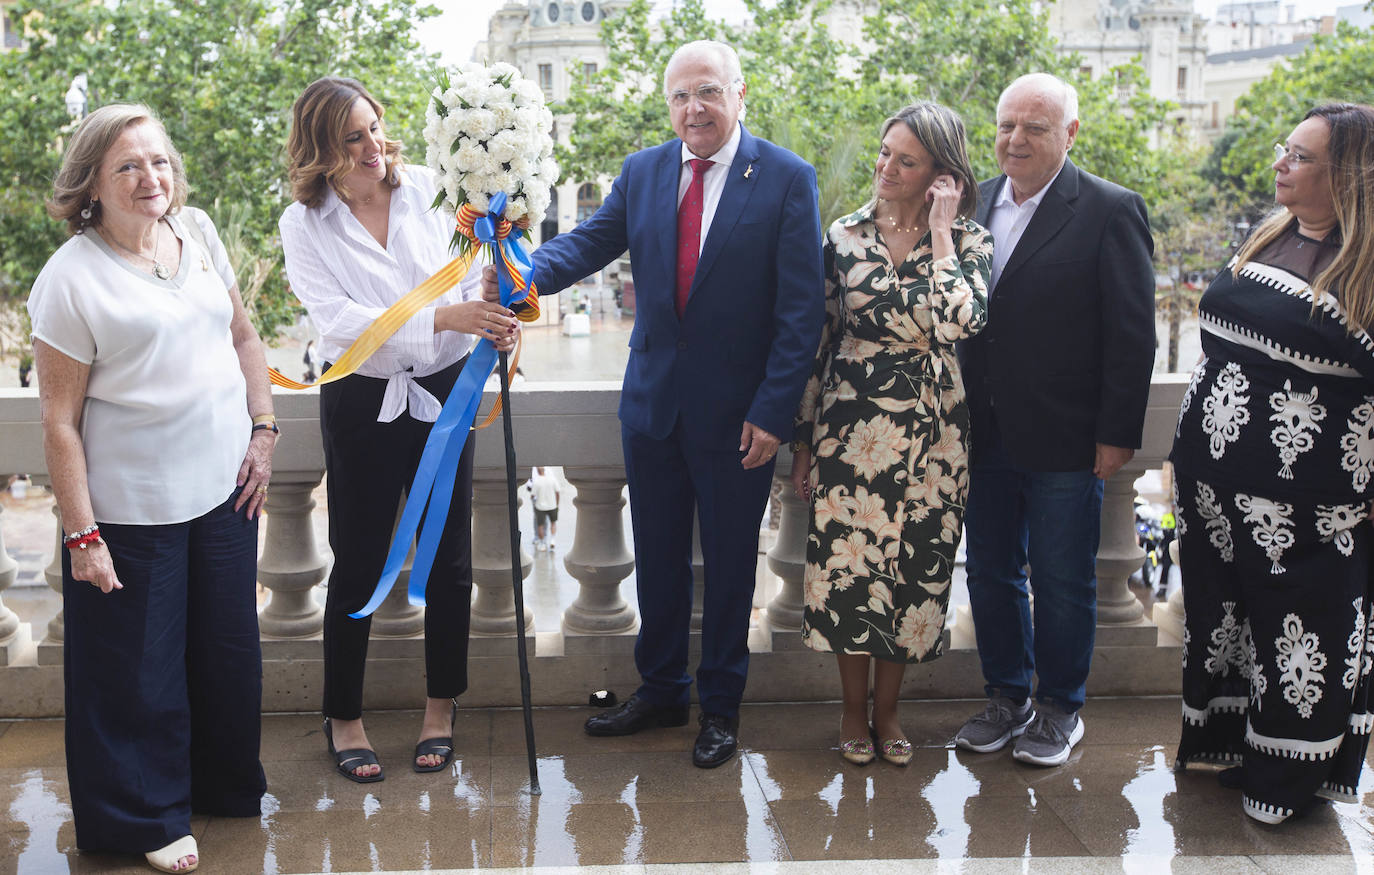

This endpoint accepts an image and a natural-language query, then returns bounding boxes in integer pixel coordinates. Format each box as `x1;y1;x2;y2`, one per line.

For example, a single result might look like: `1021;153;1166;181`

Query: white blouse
27;208;250;525
279;166;482;422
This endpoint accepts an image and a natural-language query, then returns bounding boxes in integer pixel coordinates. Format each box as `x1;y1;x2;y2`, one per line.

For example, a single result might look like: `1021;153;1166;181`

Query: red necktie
676;158;712;318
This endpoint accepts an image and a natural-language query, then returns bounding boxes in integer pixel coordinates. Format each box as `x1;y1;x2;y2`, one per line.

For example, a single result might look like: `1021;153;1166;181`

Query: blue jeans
963;440;1103;713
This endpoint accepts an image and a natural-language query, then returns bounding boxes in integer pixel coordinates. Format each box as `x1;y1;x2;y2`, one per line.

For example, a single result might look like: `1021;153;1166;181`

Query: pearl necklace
882;214;924;235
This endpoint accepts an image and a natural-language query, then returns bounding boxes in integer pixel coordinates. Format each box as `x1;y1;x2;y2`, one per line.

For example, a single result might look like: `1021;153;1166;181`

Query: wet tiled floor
1;697;1372;873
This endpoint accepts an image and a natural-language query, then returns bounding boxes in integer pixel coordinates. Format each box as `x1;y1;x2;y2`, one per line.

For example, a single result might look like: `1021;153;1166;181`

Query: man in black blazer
953;73;1155;766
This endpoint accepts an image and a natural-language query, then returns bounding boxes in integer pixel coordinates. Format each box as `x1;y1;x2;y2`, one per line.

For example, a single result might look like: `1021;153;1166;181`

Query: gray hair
663;40;744;96
46;103;188;235
998;73;1079;129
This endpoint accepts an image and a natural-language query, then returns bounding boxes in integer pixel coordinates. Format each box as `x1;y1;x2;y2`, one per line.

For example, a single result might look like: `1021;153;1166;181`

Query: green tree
1219;22;1374;209
554;0;719;187
557;0;1174;228
0;0;440;337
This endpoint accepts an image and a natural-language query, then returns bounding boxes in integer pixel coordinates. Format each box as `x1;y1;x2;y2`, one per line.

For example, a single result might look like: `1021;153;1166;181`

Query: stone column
257;473;328;638
373;585;426;636
31;478;65;658
561;467;635;634
470;469;533;636
1154;538;1187;644
766;473;807;632
371;530;425;638
0;499;30;665
1095;463;1147;624
690;524;705;632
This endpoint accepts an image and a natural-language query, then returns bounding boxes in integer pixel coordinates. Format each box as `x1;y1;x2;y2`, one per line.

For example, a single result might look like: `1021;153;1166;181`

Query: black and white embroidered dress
1170;228;1374;824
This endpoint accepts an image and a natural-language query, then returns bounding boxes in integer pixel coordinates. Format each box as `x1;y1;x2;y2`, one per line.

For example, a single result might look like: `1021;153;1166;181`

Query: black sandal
324;718;384;784
413;699;458;773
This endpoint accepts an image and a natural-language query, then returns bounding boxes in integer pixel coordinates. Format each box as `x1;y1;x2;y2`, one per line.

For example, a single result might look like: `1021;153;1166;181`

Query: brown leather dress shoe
692;713;739;768
584;694;689;736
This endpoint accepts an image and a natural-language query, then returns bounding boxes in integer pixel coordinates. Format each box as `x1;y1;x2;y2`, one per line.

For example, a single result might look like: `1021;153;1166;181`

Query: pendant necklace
107;221;171;279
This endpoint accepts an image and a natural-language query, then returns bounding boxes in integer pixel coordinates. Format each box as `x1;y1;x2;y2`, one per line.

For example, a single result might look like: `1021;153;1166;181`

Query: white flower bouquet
423;62;559;255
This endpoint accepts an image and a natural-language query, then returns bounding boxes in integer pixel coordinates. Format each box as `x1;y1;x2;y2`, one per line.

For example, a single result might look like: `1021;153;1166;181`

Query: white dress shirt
985;162;1066;294
279;166;481;422
676;122;742;256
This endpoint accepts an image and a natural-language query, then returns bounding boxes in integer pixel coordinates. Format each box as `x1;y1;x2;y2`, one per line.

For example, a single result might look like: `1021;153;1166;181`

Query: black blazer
956;159;1156;472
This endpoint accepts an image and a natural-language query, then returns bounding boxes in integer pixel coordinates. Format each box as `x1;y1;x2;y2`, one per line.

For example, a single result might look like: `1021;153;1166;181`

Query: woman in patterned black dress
790;103;991;765
1171;103;1374;824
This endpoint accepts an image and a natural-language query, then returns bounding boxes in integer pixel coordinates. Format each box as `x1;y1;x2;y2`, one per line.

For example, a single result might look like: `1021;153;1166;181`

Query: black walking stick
497;347;541;795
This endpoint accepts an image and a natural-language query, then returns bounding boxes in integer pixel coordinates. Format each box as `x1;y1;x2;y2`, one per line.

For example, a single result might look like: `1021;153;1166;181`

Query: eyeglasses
668;84;732;107
1273;143;1318;166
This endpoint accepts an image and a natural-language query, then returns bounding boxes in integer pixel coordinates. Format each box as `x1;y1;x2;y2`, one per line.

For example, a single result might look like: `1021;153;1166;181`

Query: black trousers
63;489;265;853
319;359;475;719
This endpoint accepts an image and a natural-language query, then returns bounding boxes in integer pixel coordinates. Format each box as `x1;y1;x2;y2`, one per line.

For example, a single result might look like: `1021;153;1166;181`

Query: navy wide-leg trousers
63;489;265;854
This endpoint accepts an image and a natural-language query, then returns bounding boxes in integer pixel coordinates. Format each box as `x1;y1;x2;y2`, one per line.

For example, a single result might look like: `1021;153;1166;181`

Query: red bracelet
64;527;102;550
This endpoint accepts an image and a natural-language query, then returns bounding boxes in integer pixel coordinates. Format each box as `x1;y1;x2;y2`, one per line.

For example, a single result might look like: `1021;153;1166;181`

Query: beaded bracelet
63;525;102;550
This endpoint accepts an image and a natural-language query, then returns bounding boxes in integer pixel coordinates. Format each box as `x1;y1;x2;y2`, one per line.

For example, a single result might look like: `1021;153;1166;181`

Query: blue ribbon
349;194;533;618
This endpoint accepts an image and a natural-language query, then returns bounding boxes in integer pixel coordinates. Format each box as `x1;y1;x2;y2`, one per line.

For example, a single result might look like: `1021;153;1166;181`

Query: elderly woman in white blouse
29;104;273;874
279;77;519;782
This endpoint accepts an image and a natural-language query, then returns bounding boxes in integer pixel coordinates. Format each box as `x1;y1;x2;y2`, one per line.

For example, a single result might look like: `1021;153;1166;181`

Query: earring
80;204;92;221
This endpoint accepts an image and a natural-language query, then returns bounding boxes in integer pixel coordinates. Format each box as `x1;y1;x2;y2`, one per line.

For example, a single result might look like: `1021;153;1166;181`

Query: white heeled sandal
146;835;198;873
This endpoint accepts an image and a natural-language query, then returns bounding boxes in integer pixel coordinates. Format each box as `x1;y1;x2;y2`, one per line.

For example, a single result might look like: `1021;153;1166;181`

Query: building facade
478;0;628;247
1048;0;1210;129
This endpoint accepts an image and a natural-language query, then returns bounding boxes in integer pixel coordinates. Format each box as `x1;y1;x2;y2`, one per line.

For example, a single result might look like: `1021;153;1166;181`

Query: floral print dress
795;206;991;663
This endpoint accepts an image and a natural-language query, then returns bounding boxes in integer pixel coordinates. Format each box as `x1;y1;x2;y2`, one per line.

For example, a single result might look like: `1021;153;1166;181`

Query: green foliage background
2;0;1373;356
0;0;440;337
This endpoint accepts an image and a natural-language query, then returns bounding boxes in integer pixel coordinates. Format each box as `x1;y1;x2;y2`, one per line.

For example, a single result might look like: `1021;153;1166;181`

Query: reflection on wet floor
1;697;1372;873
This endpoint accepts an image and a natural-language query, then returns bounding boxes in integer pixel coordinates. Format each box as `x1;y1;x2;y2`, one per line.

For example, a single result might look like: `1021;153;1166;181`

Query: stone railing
0;376;1189;717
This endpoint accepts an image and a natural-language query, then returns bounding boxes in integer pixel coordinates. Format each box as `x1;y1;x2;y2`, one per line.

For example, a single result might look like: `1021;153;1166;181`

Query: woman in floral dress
790;102;991;765
1171;103;1374;823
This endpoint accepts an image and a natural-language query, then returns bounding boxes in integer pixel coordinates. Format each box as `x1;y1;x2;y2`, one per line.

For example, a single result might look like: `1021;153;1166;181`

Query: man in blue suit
485;40;824;767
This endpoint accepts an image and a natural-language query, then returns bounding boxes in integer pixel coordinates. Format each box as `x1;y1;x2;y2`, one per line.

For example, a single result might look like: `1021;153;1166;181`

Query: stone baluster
0;498;30;665
371;528;425;637
470;468;533;635
353;494;426;637
1154;537;1187;644
766;472;807;632
561;467;635;634
28;477;65;661
257;473;328;638
689;525;705;632
1095;462;1147;624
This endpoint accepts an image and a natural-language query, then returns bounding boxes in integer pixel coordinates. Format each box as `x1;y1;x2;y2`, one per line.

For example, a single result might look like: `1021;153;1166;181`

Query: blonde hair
46;104;187;234
286;77;404;208
1236;103;1374;332
867;102;979;219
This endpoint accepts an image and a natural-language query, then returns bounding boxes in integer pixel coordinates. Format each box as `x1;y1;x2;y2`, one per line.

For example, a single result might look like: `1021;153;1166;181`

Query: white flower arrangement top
424;62;558;254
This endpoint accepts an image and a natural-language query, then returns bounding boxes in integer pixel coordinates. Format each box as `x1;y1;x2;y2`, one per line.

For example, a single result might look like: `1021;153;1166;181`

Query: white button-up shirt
985;162;1065;294
677;122;742;256
280;167;481;422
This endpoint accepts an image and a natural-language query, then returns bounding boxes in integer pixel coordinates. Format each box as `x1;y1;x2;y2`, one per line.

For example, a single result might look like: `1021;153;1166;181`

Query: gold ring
256;485;267;495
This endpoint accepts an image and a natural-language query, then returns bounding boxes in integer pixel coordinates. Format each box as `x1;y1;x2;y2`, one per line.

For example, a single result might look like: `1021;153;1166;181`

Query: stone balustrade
0;376;1190;717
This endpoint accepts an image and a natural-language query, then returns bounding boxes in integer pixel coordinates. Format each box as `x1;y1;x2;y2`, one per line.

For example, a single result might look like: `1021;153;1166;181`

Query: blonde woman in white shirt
29;104;274;874
280;77;519;783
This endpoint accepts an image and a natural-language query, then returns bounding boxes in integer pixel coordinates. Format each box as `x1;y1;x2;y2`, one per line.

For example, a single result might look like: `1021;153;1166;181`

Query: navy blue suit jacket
532;125;824;450
956;159;1156;471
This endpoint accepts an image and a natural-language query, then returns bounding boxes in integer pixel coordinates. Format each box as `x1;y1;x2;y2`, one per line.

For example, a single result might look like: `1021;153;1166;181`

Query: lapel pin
744;164;754;179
